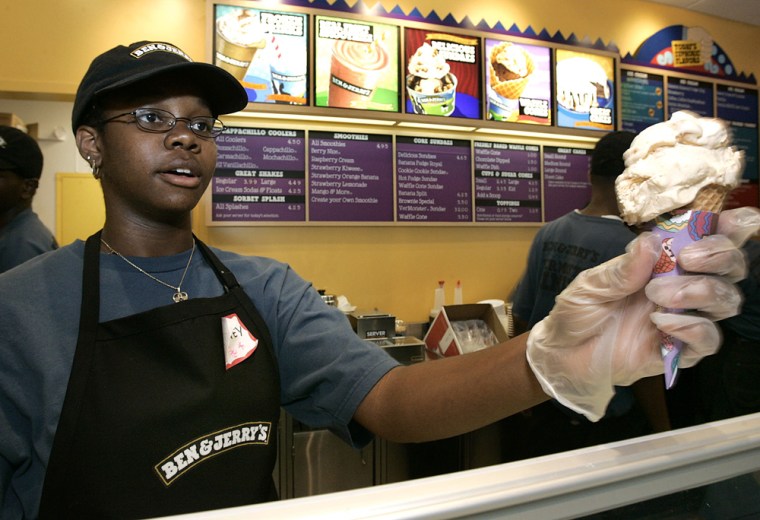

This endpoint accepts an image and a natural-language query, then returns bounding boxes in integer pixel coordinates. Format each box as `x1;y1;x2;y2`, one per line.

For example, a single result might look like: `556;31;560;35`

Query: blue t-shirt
0;241;399;517
511;211;636;329
0;207;58;273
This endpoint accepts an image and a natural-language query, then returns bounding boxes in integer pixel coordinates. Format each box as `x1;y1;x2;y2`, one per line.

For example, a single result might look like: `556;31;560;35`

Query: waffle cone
489;43;534;100
685;184;730;214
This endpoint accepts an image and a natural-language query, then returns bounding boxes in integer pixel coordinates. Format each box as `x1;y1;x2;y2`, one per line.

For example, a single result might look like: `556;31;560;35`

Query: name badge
221;313;259;369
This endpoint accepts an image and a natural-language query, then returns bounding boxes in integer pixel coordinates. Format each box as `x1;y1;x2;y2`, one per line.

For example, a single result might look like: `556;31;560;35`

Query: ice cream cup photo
405;42;457;116
328;39;389;109
406;73;457;116
215;9;267;81
487;92;519;121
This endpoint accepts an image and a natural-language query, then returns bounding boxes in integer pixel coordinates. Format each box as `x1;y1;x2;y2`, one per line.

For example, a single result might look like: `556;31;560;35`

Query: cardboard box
0;113;27;131
423;304;509;358
366;336;426;365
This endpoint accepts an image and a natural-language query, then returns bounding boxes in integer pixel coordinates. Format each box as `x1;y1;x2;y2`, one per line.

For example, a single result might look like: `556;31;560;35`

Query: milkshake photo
315;16;399;112
214;5;309;105
215;8;267;81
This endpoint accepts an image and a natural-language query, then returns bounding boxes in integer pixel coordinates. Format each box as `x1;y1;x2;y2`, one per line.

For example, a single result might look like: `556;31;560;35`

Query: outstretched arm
355;207;760;442
355;333;544;443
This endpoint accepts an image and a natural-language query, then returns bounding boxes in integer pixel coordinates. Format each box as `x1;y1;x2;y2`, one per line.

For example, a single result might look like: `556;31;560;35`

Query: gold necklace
100;238;195;303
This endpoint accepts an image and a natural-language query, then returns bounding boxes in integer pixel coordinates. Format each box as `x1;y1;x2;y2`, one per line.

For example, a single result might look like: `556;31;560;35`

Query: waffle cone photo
489;42;534;100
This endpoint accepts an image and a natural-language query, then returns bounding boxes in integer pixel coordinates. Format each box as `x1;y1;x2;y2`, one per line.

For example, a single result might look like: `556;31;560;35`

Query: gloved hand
526;206;760;421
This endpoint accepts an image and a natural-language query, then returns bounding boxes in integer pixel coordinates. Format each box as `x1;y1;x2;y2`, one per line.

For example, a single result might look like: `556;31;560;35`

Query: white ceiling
647;0;760;27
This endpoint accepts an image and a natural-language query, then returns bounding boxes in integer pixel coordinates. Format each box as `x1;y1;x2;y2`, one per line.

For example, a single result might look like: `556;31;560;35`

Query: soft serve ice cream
616;110;744;225
615;110;744;388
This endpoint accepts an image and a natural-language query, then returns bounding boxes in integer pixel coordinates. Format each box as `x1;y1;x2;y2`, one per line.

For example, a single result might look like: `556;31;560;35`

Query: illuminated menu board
403;28;480;119
212;127;306;222
621;69;665;133
308;131;394;221
396;136;472;222
473;141;541;223
667;77;714;117
314;16;399;112
542;146;592;221
555;49;615;131
718;85;759;185
485;38;551;125
213;5;308;105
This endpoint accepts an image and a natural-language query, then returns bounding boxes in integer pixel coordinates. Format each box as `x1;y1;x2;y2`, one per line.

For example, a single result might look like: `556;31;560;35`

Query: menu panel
717;85;758;181
212;127;306;222
214;5;308;105
314;16;399;111
403;28;480;119
542;146;592;221
667;77;714;117
473;141;541;223
485;38;552;125
308;131;394;221
621;69;664;133
396;136;472;222
555;49;615;131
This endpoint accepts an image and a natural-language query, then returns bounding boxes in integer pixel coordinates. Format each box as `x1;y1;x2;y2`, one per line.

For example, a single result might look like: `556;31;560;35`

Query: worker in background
0;125;58;273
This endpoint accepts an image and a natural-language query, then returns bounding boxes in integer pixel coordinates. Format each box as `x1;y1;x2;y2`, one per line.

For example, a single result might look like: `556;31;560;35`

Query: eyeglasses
99;108;226;139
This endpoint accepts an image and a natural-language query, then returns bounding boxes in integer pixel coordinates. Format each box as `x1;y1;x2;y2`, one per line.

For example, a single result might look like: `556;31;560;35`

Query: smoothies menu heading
210;126;592;225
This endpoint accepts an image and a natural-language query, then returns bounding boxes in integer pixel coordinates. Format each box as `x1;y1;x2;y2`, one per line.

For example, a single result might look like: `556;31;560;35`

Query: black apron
39;232;280;519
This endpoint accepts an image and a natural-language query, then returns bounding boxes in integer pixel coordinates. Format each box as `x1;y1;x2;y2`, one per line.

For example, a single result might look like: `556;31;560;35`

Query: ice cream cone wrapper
489;43;534;100
649;185;728;388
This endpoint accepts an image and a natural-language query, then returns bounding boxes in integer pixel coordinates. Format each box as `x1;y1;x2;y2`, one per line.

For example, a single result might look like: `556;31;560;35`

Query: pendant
173;291;189;303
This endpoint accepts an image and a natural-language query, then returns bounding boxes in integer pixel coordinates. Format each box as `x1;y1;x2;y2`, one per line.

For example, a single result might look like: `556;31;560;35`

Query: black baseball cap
590;131;636;179
71;41;248;132
0;126;43;179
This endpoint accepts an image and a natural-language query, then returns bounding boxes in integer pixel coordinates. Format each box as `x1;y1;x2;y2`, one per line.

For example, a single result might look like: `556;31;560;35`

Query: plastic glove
526;207;760;421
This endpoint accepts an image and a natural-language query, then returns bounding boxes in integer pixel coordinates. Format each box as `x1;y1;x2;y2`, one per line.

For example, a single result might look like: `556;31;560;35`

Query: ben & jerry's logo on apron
154;422;272;485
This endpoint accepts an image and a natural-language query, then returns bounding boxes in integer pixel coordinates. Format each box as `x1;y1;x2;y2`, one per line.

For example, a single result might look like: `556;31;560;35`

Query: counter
157;412;760;519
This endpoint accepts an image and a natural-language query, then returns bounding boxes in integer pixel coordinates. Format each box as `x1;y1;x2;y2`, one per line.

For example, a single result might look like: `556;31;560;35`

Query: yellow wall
4;0;759;322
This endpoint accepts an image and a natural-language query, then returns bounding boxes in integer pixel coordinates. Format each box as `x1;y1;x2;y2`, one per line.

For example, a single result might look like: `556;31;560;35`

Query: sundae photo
556;56;610;113
406;43;457;116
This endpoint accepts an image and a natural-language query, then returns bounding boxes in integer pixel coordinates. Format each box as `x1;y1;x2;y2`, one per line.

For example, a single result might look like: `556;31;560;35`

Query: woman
0;41;756;519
